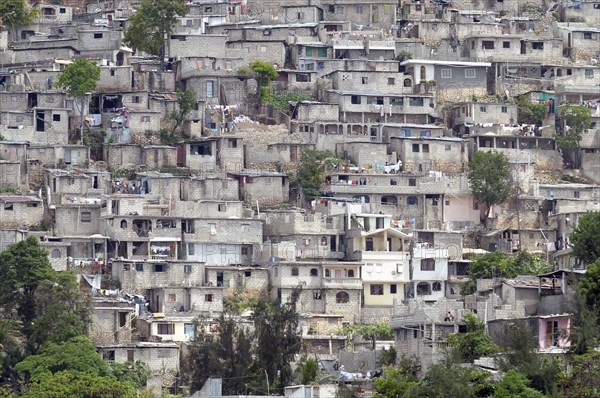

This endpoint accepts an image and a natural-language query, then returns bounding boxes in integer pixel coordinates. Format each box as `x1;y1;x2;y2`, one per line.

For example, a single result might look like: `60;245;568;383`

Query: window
503;41;510;48
81;211;92;222
313;290;322;300
263;29;271;36
501;106;508;113
53;114;61;121
218;203;227;212
407;196;418;205
370;284;384;295
60;7;66;13
51;249;61;258
110;69;115;77
409;178;416;187
412;144;420;152
422;144;429;153
583;32;593;40
153;263;166;272
585;69;594;79
132;96;141;103
94;33;103;39
241;223;249;231
336;291;349;303
168;294;176;302
367;96;384;105
296;73;310;82
532;42;544;50
335;5;344;14
390;97;403;106
445;144;452;151
441;69;452;79
361;77;368;84
465;69;476;78
181;264;191;274
351;95;361;104
291;267;299;276
421;258;435;271
482;40;494;50
388;77;395;85
186;19;193;26
574;191;580;198
135;263;144;271
390;284;397;294
347;269;355;277
390;179;397;186
127;350;135;362
206;80;214;98
204;6;212;12
432;282;442;291
140;116;150;123
241;246;249;255
157;323;175;335
205;294;214;302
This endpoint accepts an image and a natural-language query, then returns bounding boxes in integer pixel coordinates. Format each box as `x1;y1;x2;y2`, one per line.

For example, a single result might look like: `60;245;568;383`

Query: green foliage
263;92;315;112
419;363;493;398
83;130;108;161
373;366;419;398
0;187;16;194
558;104;592;151
468;251;551;280
499;321;562;396
516;97;547;125
169;88;196;135
562;352;600;397
249;61;278;99
0;237;55;341
297;149;344;201
222;289;262;315
377;346;397;367
123;0;188;61
460;279;477;296
0;134;5;141
335;383;360;398
468;151;511;223
340;322;394;340
184;298;301;395
447;313;498;363
19;371;138;398
570;212;600;265
0;0;39;33
569;289;598;355
297;357;318;385
56;58;101;98
395;51;413;61
494;370;546;398
578;258;600;320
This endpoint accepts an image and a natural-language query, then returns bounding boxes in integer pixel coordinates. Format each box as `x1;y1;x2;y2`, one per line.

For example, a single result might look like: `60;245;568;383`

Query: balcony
322;277;362;289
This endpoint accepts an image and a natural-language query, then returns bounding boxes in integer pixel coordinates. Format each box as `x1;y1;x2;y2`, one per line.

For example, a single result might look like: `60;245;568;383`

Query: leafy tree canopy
516;96;547;125
570;211;600;265
169;88;196;135
468;151;511;224
56;58;101;98
447;313;498;363
0;0;39;32
494;370;546;398
297;149;344;201
468;251;551;280
123;0;188;58
578;258;600;314
558;104;592;151
249;61;278;99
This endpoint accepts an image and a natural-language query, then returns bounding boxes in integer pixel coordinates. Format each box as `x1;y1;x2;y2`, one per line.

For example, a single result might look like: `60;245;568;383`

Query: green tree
28;271;90;351
297;357;318;385
56;58;101;142
373;366;420;398
468;151;511;226
249;60;278;100
419;363;493;398
570;212;600;265
516;96;547;125
0;237;54;342
558;104;592;152
468;251;512;279
578;258;600;316
169;88;196;135
297;149;343;201
447;313;498;363
20;371;139;398
562;352;600;398
123;0;188;70
494;370;546;398
569;289;598;355
377;346;397;367
0;0;39;40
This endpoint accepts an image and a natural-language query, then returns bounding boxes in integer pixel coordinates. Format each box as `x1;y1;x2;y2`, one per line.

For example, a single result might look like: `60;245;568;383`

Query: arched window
407;196;418;206
417;282;431;295
420;65;426;80
121;219;128;229
321;236;328;246
336;291;349;303
291;267;299;276
325;269;330;277
347;269;355;278
51;249;61;258
403;78;412;87
310;268;318;277
432;282;442;292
